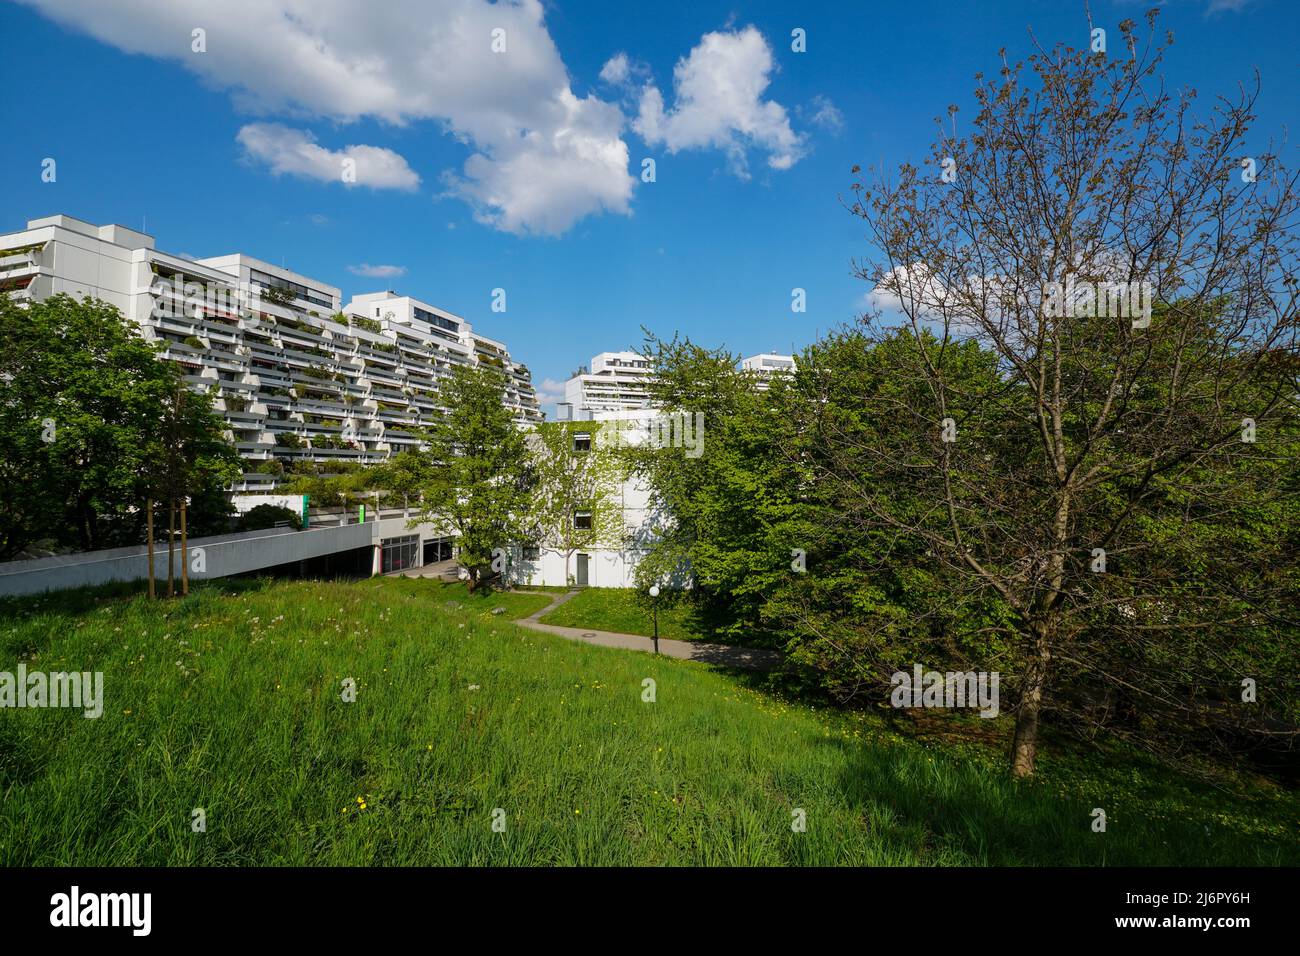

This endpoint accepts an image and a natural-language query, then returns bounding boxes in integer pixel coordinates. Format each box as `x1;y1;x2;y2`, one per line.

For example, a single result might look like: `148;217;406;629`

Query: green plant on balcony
182;335;205;349
275;432;303;449
260;285;295;306
350;315;382;334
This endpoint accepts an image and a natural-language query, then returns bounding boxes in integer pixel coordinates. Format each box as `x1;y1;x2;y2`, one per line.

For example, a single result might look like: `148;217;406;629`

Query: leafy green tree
630;332;806;641
0;293;236;559
1;294;164;554
407;363;532;590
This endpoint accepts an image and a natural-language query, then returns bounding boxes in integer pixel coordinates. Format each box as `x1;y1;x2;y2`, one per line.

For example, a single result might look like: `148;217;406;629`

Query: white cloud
347;263;408;279
633;26;804;178
534;377;567;405
600;53;631;85
237;123;420;190
806;95;844;134
599;51;649;89
863;263;951;317
20;0;634;236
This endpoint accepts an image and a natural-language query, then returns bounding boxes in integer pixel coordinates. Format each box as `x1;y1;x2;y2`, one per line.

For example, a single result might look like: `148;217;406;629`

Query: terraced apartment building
0;214;542;491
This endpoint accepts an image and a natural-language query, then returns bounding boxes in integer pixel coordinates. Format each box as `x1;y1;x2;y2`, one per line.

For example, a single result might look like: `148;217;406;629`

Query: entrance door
576;553;589;587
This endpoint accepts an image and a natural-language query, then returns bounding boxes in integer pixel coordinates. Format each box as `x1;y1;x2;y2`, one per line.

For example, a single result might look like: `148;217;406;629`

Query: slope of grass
539;587;707;642
0;576;1294;866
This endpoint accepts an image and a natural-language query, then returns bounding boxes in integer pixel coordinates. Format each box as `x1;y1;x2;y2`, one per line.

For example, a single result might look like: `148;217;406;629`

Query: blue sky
1;0;1295;413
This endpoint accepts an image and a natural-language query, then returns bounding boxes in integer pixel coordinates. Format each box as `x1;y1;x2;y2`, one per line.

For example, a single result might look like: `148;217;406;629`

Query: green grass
539;587;707;642
0;576;1295;865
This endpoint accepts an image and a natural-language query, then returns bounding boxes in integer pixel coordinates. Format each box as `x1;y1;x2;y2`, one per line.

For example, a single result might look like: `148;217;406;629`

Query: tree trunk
146;498;155;599
1010;622;1053;778
180;496;189;596
167;498;176;598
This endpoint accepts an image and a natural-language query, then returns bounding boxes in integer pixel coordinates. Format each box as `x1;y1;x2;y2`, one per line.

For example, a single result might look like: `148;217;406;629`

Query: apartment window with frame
573;432;591;452
522;544;541;561
573;511;592;531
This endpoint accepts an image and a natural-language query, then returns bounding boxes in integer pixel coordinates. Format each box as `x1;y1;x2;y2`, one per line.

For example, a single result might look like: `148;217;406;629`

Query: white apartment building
509;407;661;589
740;352;797;389
560;350;654;414
532;349;796;588
0;215;542;493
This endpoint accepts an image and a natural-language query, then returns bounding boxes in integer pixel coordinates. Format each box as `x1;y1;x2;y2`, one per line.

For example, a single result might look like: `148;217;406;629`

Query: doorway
576;553;589;587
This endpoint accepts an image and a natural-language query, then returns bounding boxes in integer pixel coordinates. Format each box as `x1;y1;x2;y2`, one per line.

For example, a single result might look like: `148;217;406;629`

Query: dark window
523;544;540;561
574;511;592;531
573;432;591;452
413;306;459;333
381;534;419;573
249;269;333;309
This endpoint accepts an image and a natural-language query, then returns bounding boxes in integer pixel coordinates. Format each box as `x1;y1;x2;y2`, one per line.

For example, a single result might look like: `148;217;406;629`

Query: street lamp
648;584;660;654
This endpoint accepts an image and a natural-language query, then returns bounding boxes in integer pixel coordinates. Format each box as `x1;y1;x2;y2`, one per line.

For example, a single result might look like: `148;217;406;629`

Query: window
523;544;540;561
573;432;591;452
573;511;592;531
381;534;419;573
414;306;459;333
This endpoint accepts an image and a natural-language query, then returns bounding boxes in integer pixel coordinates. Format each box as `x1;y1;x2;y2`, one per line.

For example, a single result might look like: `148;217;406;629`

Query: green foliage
0;293;239;558
236;504;301;531
407;364;532;589
634;324;1299;774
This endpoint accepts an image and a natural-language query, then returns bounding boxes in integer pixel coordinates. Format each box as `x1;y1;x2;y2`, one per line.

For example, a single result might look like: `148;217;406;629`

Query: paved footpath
512;589;782;671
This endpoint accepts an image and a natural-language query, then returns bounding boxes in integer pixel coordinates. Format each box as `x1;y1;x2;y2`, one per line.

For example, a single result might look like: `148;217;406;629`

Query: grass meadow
0;576;1295;865
538;586;707;642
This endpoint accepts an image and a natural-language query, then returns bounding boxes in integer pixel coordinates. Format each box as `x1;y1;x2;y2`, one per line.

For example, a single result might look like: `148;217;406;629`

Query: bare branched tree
840;11;1299;776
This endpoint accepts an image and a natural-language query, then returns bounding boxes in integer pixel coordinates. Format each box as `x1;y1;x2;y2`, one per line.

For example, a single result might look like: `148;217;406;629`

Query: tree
237;504;302;531
630;332;805;641
145;382;241;595
529;421;624;585
843;12;1299;776
407;363;532;591
0;293;236;561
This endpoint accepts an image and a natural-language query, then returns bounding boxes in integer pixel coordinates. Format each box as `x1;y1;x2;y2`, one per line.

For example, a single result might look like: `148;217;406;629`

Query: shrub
236;503;301;531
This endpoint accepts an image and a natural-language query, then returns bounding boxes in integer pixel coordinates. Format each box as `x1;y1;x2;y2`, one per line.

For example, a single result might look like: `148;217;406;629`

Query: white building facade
560;350;654;415
0;215;542;493
509;408;661;589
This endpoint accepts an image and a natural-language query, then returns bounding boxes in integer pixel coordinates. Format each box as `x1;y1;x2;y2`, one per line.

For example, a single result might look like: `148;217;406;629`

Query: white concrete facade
0;215;542;492
560;350;654;415
509;408;662;589
739;352;796;389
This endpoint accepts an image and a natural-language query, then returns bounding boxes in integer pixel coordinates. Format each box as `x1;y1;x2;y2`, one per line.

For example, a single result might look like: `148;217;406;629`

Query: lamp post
648;585;661;655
